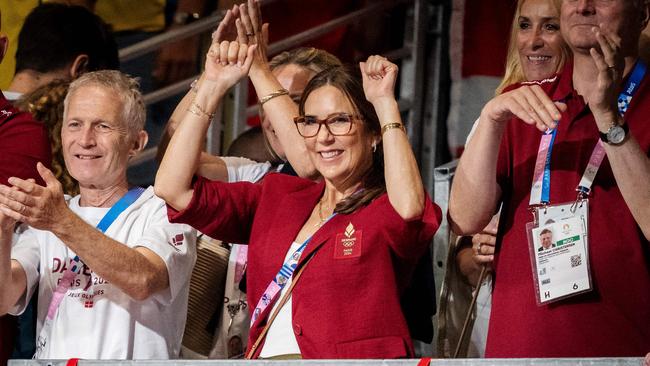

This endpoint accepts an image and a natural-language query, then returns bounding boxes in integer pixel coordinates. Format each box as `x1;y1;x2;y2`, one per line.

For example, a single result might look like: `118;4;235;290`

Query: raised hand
0;163;69;232
213;5;241;43
481;84;566;132
236;0;269;73
587;24;624;120
203;40;257;90
360;55;398;105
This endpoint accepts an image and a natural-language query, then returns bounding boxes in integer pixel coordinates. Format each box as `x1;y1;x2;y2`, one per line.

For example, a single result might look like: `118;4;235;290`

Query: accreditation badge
526;200;592;305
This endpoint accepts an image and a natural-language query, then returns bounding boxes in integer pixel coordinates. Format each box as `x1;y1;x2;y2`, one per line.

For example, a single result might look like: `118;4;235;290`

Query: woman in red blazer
156;37;441;358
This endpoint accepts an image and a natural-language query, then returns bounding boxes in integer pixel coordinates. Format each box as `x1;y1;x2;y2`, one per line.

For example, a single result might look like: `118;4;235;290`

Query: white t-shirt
2;90;22;102
10;187;197;359
259;241;302;358
207;157;275;359
223;156;275;183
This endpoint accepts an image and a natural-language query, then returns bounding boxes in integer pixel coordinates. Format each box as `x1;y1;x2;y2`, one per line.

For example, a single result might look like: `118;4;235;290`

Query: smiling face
302;85;376;188
62;85;136;190
517;0;565;81
561;0;644;55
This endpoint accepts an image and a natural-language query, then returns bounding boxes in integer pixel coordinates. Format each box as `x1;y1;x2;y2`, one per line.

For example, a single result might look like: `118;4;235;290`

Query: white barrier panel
9;358;645;366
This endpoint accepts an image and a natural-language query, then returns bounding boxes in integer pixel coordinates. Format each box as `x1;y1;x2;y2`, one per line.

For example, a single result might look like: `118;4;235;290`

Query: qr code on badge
571;254;582;268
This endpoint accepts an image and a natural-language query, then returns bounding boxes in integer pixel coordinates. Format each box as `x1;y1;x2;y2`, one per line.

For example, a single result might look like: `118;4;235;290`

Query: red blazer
169;173;441;358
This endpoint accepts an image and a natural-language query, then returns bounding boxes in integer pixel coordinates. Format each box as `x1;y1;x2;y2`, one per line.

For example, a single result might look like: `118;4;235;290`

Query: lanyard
530;128;558;205
250;213;336;328
529;60;647;206
45;187;145;321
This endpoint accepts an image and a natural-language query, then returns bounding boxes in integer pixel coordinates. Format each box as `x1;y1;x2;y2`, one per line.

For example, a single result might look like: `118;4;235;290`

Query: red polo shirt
487;61;650;357
0;92;51;185
0;91;51;363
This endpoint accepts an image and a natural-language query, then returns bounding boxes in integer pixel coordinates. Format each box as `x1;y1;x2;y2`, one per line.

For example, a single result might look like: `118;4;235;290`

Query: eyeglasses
293;113;361;137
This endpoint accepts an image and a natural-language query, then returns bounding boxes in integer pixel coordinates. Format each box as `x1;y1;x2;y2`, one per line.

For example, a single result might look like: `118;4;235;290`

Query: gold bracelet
259;89;289;105
381;122;405;135
188;101;215;120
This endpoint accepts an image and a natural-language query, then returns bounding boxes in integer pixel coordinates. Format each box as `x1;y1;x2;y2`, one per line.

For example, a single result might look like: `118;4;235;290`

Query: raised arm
360;56;423;220
155;38;256;211
585;29;650;239
448;85;565;235
155;7;242;181
237;0;317;178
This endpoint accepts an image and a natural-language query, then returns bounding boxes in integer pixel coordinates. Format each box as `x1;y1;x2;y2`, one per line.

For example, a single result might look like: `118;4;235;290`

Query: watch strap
598;122;629;144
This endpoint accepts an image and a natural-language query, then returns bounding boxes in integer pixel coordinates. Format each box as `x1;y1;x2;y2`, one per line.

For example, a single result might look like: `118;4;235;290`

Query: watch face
608;125;625;144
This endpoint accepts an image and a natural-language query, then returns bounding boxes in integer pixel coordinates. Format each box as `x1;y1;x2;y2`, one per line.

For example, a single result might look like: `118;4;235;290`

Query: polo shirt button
293;323;302;336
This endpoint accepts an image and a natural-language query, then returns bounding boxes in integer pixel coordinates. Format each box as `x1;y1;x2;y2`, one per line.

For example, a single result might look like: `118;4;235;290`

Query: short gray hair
64;70;145;138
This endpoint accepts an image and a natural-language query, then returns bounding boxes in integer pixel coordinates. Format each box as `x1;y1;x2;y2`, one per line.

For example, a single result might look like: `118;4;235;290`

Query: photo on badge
526;217;592;306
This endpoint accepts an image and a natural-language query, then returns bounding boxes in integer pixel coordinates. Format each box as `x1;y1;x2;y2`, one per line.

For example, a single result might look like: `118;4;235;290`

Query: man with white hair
450;0;650;358
0;70;196;359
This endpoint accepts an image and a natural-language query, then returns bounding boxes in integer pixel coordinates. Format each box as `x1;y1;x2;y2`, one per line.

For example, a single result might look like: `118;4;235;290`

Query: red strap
417;357;432;366
66;358;80;366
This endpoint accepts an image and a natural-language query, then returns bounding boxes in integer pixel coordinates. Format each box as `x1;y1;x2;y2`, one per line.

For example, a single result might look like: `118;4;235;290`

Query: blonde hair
495;0;569;95
268;47;342;75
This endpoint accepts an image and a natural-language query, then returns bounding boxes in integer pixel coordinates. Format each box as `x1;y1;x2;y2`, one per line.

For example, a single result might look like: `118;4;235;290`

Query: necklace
315;199;329;228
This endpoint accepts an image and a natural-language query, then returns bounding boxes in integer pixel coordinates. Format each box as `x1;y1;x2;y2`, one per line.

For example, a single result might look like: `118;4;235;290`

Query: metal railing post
218;80;250;154
419;3;445;196
127;0;429;170
405;0;427;163
206;104;223;156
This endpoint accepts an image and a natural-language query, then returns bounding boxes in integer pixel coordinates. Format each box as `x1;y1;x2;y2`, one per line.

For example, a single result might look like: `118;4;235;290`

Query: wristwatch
598;121;629;145
172;12;201;26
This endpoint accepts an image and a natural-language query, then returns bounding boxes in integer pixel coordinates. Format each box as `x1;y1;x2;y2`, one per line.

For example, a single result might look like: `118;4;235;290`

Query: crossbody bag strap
245;252;316;359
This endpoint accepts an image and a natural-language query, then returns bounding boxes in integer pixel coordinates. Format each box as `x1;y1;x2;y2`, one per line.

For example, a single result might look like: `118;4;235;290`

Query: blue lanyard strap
70;186;146;270
96;187;146;233
540;128;558;204
46;186;147;324
250;213;337;328
618;60;647;115
531;60;647;205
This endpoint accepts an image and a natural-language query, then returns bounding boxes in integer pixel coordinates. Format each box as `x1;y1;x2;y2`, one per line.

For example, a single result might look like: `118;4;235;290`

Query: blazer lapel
266;180;325;255
297;205;346;268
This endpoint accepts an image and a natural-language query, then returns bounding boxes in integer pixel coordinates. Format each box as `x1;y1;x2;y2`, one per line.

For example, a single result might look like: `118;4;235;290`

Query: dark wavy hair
298;65;385;215
15;80;79;196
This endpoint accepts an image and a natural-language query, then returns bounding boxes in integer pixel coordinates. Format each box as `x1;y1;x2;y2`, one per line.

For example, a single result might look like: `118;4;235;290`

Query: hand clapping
0;163;68;233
